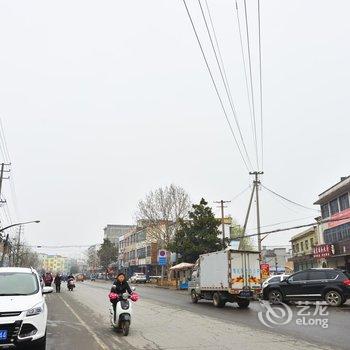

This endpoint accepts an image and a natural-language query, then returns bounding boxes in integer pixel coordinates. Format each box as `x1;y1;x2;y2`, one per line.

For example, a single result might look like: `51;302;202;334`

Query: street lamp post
0;220;40;267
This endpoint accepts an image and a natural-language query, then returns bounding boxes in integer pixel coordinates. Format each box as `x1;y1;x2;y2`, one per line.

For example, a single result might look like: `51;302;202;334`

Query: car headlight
26;303;44;317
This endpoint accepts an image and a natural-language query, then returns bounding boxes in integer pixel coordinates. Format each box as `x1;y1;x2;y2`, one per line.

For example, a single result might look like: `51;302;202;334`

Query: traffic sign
158;249;167;266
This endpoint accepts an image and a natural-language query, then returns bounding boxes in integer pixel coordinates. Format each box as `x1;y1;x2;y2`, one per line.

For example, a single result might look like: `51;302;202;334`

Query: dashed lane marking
58;295;110;350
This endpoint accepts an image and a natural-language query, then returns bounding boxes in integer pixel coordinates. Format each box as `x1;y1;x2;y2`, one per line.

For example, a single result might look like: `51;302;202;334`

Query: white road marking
58;295;110;350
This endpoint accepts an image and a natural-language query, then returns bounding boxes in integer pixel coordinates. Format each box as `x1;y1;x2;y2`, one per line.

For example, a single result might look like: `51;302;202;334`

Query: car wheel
237;299;250;309
213;292;225;308
191;290;198;304
325;290;344;307
268;289;283;304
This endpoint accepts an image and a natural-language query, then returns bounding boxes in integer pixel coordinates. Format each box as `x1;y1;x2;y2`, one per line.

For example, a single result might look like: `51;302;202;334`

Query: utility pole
0;234;9;267
249;171;264;283
214;200;231;248
15;225;22;266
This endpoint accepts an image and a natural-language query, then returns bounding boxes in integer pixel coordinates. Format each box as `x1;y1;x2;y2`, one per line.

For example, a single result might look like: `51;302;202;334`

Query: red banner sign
260;263;270;279
313;244;335;258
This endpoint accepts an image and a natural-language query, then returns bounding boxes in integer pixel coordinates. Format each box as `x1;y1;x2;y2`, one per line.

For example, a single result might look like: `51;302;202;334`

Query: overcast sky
0;0;349;257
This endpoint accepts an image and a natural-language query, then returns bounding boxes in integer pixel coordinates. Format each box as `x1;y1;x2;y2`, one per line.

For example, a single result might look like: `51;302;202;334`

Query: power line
233;0;255;155
229;185;251;202
243;0;259;169
247;215;316;231
257;0;264;169
200;0;253;170
262;184;320;212
182;0;250;172
235;215;350;240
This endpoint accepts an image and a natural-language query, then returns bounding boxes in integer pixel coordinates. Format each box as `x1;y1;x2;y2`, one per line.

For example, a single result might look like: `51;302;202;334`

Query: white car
0;267;53;349
129;273;147;284
262;274;290;290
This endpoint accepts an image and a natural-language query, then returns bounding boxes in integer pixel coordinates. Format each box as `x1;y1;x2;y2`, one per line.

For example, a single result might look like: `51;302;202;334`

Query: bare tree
137;184;191;249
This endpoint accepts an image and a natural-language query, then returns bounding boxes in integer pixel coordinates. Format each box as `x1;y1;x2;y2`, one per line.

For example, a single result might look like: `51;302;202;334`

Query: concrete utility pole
249;171;264;283
0;234;9;267
214;200;231;248
15;225;22;266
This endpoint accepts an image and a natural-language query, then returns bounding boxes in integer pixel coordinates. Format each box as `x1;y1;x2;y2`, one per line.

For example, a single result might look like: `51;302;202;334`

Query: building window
300;242;304;252
305;240;309;250
137;247;146;259
296;243;299;252
321;204;330;219
339;193;350;212
330;198;339;215
310;237;314;247
146;246;151;257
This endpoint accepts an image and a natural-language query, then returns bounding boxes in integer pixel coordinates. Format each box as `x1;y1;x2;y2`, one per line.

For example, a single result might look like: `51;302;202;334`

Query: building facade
314;176;350;271
289;227;320;272
103;224;135;246
261;247;291;274
41;254;71;273
118;225;162;277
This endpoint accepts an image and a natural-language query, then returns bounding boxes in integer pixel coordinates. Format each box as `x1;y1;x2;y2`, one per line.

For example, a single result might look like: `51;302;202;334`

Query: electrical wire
257;0;264;169
234;0;256;169
229;185;251;202
182;0;251;172
200;0;253;170
262;184;320;212
243;0;259;170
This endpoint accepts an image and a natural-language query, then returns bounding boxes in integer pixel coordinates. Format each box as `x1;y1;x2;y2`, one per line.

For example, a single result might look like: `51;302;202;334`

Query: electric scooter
109;291;138;336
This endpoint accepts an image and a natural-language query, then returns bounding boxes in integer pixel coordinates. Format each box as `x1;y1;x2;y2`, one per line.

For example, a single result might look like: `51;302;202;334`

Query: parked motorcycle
109;291;139;336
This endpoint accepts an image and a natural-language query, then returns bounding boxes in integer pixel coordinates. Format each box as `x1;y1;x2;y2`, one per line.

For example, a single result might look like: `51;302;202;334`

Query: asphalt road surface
45;281;350;350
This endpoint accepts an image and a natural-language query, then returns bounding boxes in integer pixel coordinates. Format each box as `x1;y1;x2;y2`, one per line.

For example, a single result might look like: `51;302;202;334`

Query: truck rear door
229;250;261;296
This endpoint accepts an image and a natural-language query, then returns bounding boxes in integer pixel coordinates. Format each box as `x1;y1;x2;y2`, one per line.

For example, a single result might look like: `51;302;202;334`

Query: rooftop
314;176;350;205
290;226;317;242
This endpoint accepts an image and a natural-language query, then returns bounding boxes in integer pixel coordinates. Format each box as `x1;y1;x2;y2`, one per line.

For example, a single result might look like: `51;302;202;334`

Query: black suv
263;268;350;306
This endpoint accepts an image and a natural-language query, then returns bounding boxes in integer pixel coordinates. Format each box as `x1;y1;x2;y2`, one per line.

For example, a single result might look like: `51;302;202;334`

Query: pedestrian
43;272;53;287
54;273;62;293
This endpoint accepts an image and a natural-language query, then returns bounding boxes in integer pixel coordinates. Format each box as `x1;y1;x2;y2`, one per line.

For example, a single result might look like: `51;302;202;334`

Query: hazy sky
0;0;349;256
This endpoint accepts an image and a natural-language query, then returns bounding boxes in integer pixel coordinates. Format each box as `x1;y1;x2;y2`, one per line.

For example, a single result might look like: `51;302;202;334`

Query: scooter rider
110;273;133;322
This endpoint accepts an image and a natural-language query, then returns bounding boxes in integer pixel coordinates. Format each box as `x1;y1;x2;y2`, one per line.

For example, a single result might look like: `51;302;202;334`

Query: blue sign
0;330;7;340
158;257;167;266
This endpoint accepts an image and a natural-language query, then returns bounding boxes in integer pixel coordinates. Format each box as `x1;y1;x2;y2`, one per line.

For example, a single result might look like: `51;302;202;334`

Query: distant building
41;255;70;273
289;227;320;272
103;224;135;246
314;176;350;270
261;247;291;274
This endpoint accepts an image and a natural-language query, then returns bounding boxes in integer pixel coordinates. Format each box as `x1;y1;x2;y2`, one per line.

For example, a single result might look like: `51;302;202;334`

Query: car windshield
0;272;39;296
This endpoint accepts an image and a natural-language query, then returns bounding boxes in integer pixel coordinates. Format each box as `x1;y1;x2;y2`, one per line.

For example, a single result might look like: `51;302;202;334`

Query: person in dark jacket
54;274;62;293
110;273;132;322
112;273;132;294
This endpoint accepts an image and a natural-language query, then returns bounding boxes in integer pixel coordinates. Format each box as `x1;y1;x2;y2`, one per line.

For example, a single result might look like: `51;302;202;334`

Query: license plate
0;330;7;341
239;291;252;298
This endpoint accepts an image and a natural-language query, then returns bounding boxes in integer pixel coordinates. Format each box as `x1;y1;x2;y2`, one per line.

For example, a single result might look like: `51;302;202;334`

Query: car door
303;270;328;299
282;271;309;299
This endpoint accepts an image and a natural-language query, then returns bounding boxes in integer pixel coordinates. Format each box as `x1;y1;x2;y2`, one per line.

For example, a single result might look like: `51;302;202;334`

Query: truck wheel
213;292;225;308
237;299;250;309
191;290;198;304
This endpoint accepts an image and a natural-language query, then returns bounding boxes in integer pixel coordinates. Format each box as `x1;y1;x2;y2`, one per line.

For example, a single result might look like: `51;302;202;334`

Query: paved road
45;281;349;350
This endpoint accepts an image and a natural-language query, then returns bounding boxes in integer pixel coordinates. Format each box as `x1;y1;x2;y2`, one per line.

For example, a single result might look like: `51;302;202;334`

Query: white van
0;267;53;349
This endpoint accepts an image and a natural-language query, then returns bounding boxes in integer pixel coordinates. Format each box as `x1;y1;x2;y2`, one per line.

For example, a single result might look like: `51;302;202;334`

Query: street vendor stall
170;262;194;289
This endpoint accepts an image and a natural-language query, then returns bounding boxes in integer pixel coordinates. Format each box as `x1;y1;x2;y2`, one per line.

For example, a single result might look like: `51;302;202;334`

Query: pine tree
169;198;222;263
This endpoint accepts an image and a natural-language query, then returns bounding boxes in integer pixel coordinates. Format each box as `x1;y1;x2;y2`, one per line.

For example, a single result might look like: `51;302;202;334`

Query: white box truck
188;249;261;308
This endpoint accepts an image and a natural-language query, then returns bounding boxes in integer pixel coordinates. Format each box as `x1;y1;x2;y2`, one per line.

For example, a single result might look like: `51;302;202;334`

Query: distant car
263;268;350;307
0;267;53;349
262;274;290;290
129;273;147;284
